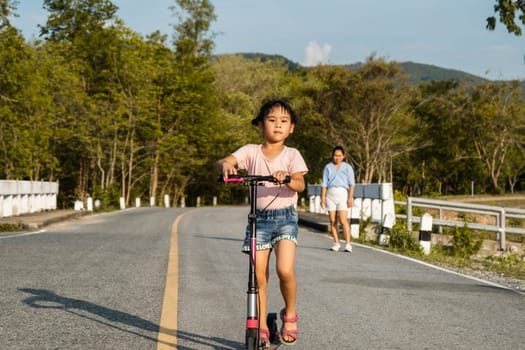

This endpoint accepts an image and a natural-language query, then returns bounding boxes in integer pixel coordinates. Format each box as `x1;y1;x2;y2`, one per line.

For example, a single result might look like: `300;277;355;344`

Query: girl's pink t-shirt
232;144;308;210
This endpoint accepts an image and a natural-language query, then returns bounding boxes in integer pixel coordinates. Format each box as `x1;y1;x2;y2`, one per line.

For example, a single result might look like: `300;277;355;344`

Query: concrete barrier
307;183;396;238
0;180;58;217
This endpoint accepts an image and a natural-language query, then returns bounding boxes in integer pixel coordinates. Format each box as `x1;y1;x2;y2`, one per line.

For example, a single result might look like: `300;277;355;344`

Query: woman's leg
274;240;298;342
328;210;339;243
338;210;351;244
256;249;271;331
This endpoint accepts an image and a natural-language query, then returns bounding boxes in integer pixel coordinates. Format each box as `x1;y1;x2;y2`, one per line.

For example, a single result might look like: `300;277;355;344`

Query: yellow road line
156;211;188;349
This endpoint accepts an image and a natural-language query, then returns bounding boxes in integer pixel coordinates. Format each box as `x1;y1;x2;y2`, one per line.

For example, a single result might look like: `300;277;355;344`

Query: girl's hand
222;163;237;179
216;157;238;180
272;170;289;184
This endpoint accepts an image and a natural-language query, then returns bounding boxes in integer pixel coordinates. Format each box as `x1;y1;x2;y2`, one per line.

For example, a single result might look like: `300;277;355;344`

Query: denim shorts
242;206;299;252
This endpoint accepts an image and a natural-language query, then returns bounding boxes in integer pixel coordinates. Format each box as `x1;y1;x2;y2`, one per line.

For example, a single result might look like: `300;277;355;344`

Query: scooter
222;174;289;349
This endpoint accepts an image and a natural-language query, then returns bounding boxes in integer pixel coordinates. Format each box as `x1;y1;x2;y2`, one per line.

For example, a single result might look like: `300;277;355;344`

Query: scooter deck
261;340;281;350
258;333;281;349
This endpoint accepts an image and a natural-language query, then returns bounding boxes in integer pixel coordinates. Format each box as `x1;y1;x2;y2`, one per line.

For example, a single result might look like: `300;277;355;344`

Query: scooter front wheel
245;328;258;350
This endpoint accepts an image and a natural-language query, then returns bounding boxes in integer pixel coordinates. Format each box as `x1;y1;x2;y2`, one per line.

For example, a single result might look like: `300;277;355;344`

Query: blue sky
11;0;525;81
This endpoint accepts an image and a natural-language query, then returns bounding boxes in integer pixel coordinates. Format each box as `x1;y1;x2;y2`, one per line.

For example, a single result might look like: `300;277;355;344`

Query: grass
358;223;525;281
371;241;525;281
385;193;525;281
0;224;24;234
420;251;525;280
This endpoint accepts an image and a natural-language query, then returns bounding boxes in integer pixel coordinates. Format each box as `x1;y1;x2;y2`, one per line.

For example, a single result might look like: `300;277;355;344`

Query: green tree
350;57;416;183
465;81;525;193
411;80;481;195
27;42;91;208
503;145;525;192
39;0;144;204
0;0;40;179
299;57;416;184
212;54;300;148
487;0;525;35
163;0;220;205
211;54;302;201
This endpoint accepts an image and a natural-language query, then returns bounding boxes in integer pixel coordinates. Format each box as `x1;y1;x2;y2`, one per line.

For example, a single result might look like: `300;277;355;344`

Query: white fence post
419;213;433;255
349;205;360;239
309;195;316;213
74;200;84;211
379;213;395;246
87;197;93;211
498;208;506;251
307;184;323;213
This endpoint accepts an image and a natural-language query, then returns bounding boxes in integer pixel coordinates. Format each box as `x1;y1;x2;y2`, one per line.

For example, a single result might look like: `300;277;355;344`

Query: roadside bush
394;190;407;216
0;224;23;233
388;224;423;254
359;216;372;242
447;224;483;258
508;217;523;227
92;184;121;210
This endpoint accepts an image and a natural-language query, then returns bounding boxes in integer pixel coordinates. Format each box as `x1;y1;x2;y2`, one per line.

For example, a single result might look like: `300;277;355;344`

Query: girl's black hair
251;99;298;126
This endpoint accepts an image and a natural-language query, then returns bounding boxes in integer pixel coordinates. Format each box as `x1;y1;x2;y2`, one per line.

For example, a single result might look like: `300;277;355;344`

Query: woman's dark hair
332;145;345;156
251;99;298;126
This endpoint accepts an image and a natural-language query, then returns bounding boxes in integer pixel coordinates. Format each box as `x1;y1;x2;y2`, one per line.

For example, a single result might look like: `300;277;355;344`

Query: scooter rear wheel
267;313;278;343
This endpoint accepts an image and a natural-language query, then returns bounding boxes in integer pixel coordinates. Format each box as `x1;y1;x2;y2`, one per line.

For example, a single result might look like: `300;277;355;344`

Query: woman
321;146;355;252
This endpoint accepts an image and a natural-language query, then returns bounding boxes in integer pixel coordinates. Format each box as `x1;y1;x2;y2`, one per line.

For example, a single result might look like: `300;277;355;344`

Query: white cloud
303;41;332;66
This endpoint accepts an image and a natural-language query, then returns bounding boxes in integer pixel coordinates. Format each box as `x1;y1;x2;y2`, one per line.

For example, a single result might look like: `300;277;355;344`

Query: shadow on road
18;288;242;349
194;234;243;242
174;329;243;350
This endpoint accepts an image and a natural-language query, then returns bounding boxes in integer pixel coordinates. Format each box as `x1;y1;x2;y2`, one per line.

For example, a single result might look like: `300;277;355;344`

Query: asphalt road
1;207;524;350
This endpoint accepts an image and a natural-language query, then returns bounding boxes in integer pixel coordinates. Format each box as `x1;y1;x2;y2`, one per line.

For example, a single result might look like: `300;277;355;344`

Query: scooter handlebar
218;174;291;184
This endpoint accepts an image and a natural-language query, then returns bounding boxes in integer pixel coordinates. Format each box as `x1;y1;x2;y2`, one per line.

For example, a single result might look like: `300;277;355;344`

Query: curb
0;211;88;232
298;213;329;232
23;211;88;229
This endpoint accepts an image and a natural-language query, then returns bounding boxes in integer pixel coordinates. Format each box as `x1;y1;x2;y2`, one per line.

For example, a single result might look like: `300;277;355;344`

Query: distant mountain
395;62;525;94
345;61;490;84
397;61;489;84
217;53;522;86
222;52;301;72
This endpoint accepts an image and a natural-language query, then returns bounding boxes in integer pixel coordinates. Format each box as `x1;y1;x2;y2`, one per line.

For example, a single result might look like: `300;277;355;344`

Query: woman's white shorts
326;187;349;211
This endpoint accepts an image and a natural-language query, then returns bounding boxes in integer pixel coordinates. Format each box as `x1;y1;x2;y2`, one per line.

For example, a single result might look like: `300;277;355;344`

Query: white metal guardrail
397;197;525;250
0;180;59;217
307;184;525;250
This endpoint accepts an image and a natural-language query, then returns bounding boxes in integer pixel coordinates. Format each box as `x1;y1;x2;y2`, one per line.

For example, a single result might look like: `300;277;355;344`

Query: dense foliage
1;0;525;209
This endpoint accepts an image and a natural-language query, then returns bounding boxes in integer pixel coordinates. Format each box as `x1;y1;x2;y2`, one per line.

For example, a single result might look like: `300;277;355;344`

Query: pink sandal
259;328;270;348
280;309;298;345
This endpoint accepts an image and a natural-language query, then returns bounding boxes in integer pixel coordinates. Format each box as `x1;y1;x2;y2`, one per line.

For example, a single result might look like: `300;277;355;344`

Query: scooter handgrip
224;178;244;183
218;175;244;183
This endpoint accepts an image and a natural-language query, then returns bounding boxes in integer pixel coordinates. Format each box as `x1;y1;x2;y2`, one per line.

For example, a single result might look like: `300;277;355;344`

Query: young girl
217;99;308;347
